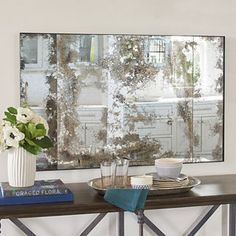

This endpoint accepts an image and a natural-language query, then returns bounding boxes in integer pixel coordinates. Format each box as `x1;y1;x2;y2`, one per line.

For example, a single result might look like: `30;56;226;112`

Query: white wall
0;0;235;235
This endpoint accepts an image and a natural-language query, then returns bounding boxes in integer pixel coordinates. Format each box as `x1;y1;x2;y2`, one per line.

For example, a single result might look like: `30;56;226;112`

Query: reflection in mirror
20;33;224;170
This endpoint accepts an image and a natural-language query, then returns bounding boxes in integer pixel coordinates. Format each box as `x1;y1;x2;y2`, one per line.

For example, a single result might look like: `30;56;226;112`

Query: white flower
3;126;25;148
0;120;11;127
0;124;7;152
16;107;34;124
0;142;7;152
31;114;49;135
0;139;7;152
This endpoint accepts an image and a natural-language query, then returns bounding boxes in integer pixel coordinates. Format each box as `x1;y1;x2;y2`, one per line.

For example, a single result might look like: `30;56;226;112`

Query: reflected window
21;35;44;69
79;35;92;62
79;35;103;63
22;37;38;64
146;37;166;66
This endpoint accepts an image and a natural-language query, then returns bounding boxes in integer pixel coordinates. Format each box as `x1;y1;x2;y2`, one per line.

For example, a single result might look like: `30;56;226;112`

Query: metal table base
0;204;235;236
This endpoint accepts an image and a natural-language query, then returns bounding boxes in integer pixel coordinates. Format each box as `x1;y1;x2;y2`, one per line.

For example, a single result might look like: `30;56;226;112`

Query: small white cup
131;175;153;189
155;158;183;178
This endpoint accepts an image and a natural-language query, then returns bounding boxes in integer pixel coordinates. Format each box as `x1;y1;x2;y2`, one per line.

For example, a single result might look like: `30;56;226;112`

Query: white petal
16;107;33;123
15;131;25;141
16;114;28;124
3;126;25;144
5;137;19;148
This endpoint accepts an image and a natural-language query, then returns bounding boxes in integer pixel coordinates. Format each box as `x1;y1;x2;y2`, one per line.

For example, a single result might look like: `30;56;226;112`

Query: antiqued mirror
20;33;224;170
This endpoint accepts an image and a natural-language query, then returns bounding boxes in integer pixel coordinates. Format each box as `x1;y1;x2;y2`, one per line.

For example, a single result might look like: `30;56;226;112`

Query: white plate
147;173;188;182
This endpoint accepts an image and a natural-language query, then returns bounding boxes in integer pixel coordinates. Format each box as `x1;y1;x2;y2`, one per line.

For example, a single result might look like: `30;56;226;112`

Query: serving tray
88;176;201;196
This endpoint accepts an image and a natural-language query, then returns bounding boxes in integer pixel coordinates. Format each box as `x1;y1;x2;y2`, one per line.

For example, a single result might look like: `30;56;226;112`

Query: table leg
136;209;144;236
9;218;36;236
229;204;236;236
143;215;166;236
118;211;124;236
187;205;219;236
80;213;107;236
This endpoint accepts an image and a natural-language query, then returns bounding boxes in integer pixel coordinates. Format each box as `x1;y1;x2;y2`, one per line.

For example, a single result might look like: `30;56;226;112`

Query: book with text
0;189;74;205
0;179;69;197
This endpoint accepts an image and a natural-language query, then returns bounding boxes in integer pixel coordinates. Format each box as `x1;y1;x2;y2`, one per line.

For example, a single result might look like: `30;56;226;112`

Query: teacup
155;158;183;178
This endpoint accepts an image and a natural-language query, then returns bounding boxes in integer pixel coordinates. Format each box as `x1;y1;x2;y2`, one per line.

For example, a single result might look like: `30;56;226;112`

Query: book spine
3;188;68;197
0;192;74;205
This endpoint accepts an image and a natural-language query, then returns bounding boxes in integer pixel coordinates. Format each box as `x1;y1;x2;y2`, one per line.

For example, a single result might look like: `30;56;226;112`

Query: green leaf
27;123;46;138
33;136;53;149
19;140;25;145
4;112;16;124
17;123;32;139
16;123;25;132
36;124;45;130
20;142;41;155
3;118;13;123
25;138;38;147
34;129;46;138
7;107;17;115
24;125;32;139
27;122;35;131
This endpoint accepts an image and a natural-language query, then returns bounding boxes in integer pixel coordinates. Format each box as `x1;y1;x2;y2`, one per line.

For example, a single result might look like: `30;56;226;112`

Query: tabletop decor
0;106;53;187
0;179;68;197
104;188;149;212
0;179;73;205
88;175;200;195
130;175;153;189
155;158;183;178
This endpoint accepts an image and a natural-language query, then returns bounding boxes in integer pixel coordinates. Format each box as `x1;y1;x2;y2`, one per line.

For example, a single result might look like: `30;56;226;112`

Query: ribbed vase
8;147;36;187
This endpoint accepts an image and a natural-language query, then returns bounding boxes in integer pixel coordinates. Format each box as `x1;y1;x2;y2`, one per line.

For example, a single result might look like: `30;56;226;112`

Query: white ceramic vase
8;147;36;187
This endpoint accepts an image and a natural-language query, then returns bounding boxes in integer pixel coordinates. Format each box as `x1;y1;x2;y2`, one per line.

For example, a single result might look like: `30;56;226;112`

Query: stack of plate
148;173;189;189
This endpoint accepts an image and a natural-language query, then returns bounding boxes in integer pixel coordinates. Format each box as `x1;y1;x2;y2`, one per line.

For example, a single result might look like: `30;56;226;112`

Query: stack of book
0;179;73;205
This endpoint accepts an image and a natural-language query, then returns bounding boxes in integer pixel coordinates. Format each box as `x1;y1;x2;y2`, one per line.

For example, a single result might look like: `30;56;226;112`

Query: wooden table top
1;175;236;219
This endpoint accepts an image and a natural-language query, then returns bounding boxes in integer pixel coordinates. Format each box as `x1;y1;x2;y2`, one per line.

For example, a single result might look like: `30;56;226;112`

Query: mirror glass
20;33;224;170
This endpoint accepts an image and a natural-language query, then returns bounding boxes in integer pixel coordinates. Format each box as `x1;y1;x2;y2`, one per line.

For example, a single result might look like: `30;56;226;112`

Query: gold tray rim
87;176;201;196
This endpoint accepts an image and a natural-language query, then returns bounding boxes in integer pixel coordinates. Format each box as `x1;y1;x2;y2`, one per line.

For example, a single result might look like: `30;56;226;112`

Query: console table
1;175;236;236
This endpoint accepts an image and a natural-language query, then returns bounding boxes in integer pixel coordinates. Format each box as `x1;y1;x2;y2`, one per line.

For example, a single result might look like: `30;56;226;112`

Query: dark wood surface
1;175;236;219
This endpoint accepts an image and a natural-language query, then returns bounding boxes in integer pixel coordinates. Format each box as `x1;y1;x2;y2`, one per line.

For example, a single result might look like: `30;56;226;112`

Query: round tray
88;176;201;196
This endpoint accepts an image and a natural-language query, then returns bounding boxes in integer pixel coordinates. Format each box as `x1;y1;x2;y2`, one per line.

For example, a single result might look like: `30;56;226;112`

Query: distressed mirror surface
20;33;224;170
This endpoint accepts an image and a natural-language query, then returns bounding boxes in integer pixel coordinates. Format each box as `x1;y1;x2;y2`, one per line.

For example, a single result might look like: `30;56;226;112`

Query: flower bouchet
0;106;53;155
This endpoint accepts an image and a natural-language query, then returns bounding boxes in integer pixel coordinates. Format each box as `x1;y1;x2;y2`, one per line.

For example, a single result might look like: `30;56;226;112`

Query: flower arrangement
0;107;53;155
